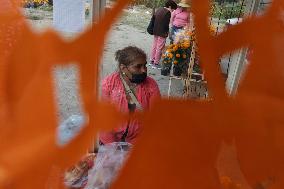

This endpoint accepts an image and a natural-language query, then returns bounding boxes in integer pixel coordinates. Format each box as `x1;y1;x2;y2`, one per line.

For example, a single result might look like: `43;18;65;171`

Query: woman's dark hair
115;46;147;66
165;0;177;10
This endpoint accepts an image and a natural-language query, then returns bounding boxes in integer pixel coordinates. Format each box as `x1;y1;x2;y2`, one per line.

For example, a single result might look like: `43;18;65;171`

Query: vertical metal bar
209;1;215;26
224;0;238;76
237;0;246;20
92;0;106;98
215;0;226;35
92;0;106;24
228;0;237;22
91;0;106;151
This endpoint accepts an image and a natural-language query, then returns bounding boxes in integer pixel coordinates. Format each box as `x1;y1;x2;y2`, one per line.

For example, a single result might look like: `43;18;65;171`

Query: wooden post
184;41;196;98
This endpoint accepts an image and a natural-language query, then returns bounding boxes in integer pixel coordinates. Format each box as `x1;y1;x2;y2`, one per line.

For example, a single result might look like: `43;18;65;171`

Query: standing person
150;0;177;69
170;0;190;44
100;46;161;145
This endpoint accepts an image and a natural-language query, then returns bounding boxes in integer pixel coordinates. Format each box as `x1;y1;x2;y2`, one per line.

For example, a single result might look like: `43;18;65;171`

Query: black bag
147;15;155;35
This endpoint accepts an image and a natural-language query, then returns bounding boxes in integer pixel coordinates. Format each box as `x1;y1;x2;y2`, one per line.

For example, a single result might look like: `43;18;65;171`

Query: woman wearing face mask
99;46;161;145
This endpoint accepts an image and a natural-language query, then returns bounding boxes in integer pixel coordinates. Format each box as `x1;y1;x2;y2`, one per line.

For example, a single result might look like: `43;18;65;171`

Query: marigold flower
182;54;187;58
209;25;216;34
176;54;180;58
186;31;192;36
173;46;178;51
183;43;190;48
173;61;178;64
167;53;173;58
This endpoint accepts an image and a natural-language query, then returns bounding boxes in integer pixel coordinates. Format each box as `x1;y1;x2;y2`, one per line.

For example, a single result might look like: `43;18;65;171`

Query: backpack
147;15;155;35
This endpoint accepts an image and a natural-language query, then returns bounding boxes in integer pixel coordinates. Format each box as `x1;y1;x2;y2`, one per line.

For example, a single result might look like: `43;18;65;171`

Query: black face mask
130;72;147;84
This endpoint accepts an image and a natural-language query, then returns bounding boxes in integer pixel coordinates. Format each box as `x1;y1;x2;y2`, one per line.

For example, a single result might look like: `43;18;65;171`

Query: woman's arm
101;78;111;101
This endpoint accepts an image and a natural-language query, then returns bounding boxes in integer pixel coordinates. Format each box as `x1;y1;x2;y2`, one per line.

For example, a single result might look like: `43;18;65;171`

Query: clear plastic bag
84;142;132;189
64;153;96;188
57;115;85;146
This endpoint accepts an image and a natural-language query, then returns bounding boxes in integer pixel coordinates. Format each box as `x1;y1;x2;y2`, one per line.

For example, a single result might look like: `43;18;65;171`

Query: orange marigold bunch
162;28;194;65
22;0;49;5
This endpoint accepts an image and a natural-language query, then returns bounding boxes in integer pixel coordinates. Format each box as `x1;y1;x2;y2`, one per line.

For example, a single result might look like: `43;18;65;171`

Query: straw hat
178;0;190;8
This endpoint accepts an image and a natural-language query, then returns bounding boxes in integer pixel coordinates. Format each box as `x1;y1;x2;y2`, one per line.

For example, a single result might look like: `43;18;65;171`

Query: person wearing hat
170;0;191;44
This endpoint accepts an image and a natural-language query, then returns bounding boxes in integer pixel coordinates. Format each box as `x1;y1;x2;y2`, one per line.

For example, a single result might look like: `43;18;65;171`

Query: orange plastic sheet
0;0;284;188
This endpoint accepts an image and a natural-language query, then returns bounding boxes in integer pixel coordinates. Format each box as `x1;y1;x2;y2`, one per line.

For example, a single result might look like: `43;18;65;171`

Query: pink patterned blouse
171;8;190;28
99;72;161;144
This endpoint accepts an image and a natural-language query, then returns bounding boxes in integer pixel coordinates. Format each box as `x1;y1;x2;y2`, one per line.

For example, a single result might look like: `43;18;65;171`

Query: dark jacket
153;7;171;38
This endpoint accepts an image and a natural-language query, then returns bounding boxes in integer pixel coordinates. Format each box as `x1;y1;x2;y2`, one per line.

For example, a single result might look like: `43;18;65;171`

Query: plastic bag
84;142;132;189
57;115;85;146
64;153;96;188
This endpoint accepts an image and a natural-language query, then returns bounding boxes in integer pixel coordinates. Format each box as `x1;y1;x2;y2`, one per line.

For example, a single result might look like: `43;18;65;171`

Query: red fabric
99;72;161;144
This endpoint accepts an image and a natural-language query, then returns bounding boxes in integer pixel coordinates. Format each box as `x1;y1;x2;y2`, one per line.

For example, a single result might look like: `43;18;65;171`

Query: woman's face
128;57;147;74
121;57;147;81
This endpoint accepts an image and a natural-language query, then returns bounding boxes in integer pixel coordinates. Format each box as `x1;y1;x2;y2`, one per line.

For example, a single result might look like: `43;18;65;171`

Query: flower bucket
173;65;182;76
161;62;172;76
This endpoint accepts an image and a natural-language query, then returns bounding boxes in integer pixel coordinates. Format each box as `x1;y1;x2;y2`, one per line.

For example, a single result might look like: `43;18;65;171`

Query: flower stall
161;28;196;77
161;26;216;98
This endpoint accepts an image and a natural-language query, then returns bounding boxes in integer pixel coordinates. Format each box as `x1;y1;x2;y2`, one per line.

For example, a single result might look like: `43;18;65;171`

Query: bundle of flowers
174;25;216;44
161;26;216;76
161;29;193;76
23;0;49;4
162;42;191;65
174;29;195;44
22;0;49;8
